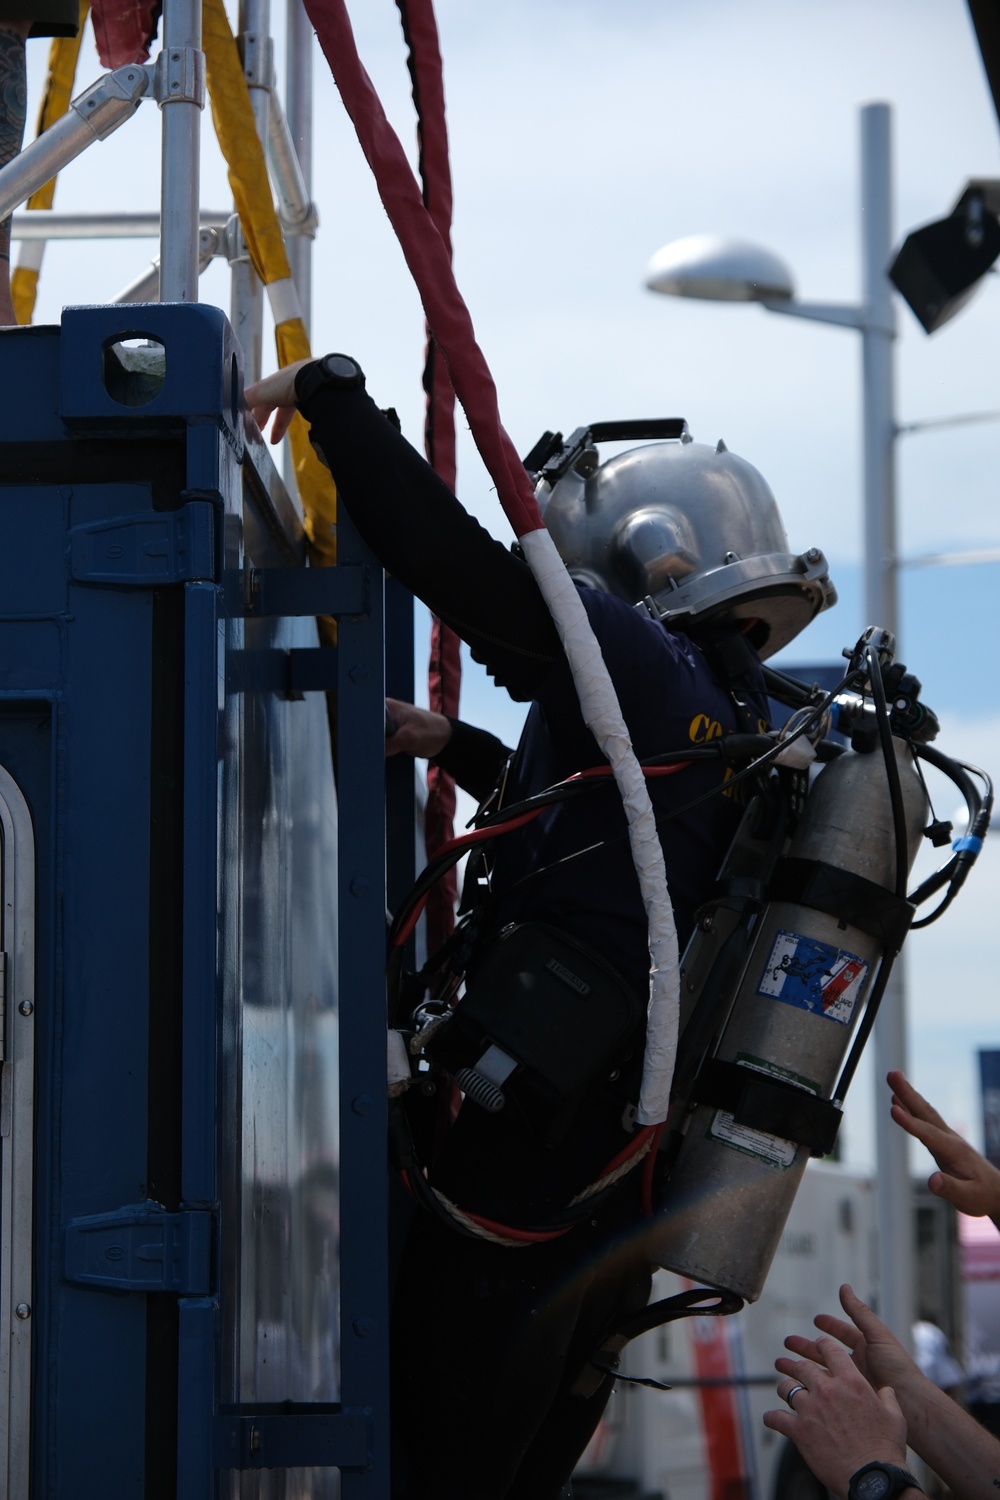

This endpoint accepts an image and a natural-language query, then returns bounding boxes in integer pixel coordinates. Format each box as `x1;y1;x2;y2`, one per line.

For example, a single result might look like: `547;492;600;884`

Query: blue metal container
0;306;391;1498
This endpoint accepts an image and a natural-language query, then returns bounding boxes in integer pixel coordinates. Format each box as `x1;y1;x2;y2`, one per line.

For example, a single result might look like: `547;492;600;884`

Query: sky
18;0;1000;1173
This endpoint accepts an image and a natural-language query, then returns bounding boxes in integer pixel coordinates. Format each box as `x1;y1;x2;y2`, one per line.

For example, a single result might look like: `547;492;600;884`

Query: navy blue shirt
490;588;760;990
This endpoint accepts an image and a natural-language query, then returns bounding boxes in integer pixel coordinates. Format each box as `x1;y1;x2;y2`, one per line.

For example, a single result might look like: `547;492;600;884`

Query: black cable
832;648;918;1106
837;725;993;1098
761;663;831;709
390;1097;656;1241
908;746;992;929
833;952;898;1105
865;641;909;900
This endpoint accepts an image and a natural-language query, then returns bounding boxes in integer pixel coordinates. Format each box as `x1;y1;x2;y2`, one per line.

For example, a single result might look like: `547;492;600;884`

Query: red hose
302;0;544;539
396;0;462;950
395;2;464;948
391;761;692;949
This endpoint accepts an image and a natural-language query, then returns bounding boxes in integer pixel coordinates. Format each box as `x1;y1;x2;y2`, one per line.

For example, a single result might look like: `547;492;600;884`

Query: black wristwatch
847;1461;922;1500
294;353;366;407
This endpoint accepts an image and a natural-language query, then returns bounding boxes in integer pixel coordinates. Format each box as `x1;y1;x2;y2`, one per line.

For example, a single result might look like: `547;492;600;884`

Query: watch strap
847;1460;922;1500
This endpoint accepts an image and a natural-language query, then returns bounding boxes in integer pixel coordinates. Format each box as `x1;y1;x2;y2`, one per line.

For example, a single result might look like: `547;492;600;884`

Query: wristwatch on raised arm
846;1461;923;1500
294;353;366;407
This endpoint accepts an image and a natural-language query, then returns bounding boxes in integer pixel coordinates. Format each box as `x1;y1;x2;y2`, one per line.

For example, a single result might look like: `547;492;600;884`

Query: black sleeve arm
433;718;513;803
297;381;560;699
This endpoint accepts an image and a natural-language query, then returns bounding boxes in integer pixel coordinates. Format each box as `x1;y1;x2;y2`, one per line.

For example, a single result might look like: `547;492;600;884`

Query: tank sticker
757;929;868;1026
709;1108;797;1168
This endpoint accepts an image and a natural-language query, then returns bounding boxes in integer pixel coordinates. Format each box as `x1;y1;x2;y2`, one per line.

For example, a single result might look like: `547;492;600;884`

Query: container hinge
69;500;217;587
64;1201;213;1293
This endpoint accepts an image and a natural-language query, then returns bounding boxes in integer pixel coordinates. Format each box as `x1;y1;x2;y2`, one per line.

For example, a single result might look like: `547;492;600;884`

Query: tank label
709;1108;798;1167
757;929;868;1025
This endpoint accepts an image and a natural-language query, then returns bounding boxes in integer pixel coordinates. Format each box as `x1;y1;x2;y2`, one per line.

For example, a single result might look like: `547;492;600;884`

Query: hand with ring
763;1337;910;1498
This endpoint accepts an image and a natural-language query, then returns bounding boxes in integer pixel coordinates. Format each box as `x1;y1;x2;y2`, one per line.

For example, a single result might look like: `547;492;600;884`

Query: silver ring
785;1383;807;1409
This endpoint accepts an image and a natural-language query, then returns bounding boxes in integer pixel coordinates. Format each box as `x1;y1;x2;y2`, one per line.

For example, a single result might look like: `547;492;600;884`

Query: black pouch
425;922;645;1139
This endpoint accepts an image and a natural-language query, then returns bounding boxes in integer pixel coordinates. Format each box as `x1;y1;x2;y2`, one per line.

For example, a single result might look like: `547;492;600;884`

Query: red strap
302;0;544;539
89;0;159;65
396;0;461;947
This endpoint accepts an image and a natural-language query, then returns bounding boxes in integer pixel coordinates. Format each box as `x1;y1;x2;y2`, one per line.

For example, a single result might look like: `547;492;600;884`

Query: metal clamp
154;45;207;108
224;212;251;268
276;197;319;238
71;64;151;141
239;31;274;90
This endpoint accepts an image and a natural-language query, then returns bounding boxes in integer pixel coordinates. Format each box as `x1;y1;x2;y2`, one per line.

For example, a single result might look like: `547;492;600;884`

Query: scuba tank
388;625;991;1290
650;631;931;1300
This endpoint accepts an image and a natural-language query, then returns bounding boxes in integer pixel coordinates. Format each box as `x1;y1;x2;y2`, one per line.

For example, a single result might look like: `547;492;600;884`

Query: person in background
911;1315;964;1402
0;0;80;324
764;1073;1000;1499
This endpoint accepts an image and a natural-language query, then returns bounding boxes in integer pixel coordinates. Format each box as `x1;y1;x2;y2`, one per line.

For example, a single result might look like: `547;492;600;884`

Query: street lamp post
646;100;915;1345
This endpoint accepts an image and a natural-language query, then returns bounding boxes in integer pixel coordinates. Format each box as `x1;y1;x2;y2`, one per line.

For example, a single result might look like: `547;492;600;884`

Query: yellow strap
11;2;88;324
275;316;338;569
201;0;289;287
201;0;337;565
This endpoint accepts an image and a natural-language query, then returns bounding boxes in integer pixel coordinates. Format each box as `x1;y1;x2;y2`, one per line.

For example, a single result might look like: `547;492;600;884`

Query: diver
245;353;836;1500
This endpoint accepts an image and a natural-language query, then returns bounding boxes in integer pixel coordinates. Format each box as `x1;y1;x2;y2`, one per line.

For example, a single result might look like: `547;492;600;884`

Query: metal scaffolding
1;0;317;384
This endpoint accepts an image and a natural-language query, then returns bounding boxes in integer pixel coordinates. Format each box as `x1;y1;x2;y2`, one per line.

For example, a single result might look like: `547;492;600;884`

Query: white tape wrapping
15;239;45;274
519;526;679;1125
266;275;303;327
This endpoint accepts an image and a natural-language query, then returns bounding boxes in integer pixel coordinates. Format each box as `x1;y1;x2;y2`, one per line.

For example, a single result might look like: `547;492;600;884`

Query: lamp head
890;183;1000;333
645;234;795;304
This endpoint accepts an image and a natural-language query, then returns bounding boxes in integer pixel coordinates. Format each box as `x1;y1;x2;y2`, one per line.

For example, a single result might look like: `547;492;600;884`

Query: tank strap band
693;1058;843;1159
769;856;914;952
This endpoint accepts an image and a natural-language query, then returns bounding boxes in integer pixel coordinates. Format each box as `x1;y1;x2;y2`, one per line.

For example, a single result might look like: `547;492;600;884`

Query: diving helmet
536;431;836;658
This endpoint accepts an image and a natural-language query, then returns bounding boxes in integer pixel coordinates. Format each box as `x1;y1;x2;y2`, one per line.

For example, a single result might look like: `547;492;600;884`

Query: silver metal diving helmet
533;425;836;658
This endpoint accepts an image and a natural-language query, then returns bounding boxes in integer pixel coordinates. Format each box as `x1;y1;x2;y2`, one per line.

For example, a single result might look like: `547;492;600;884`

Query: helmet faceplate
538;438;835;658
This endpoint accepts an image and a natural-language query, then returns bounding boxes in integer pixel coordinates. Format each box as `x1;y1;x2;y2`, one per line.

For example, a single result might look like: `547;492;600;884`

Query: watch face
324;354;360;381
856;1473;891;1500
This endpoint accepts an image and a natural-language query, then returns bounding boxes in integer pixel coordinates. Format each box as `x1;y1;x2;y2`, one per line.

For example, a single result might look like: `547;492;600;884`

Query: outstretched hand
781;1284;920;1404
244;360;313;444
764;1326;910;1498
889;1069;1000;1225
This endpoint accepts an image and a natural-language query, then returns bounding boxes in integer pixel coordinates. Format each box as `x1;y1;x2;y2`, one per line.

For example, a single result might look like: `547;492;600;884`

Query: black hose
908;745;992;929
865;642;909;901
837;736;993;1096
832;951;898;1105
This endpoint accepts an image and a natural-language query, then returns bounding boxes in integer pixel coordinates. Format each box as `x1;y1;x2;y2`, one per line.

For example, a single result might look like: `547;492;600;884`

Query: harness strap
572;1286;744;1398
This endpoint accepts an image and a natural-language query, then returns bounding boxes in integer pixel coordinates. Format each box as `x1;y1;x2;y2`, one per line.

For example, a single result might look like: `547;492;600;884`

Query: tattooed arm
0;20;30;325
